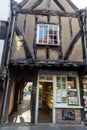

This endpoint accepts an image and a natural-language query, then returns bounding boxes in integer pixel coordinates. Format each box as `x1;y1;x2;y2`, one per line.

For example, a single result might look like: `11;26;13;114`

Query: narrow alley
8;93;31;124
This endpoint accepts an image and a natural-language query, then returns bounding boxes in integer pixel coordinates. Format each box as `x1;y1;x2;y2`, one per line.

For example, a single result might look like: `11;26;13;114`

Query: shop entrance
38;81;53;123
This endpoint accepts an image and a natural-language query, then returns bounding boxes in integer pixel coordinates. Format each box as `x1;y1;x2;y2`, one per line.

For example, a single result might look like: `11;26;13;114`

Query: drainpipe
1;9;16;124
79;10;87;71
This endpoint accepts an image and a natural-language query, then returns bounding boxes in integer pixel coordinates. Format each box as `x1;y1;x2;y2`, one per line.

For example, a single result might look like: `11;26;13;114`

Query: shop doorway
9;82;32;124
38;81;53;123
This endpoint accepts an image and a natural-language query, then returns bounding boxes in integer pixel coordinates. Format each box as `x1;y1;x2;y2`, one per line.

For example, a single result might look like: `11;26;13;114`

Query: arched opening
8;81;32;124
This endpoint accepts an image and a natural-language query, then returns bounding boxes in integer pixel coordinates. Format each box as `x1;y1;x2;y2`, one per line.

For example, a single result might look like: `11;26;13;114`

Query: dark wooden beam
69;17;73;41
23;14;27;36
15;25;32;59
58;16;62;59
53;0;65;11
79;10;87;70
19;0;29;8
34;16;38;60
37;21;58;25
31;0;43;10
63;30;81;60
20;9;78;17
66;0;78;10
46;0;51;10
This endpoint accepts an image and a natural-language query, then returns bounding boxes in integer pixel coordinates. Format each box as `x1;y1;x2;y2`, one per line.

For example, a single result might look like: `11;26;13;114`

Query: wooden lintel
20;9;78;17
53;0;65;11
37;21;58;25
63;30;81;60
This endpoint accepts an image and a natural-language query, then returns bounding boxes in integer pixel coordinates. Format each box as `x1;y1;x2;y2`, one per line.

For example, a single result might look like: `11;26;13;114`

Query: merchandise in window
0;21;7;39
37;24;59;45
83;77;87;111
56;76;79;106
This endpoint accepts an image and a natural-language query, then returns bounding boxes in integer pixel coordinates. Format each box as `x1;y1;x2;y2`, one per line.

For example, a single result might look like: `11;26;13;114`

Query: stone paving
0;124;87;130
8;94;31;123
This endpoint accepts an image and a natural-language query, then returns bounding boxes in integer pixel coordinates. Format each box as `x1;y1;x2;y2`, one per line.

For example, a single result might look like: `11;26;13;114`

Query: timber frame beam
53;0;65;11
63;30;81;60
30;0;43;10
15;25;33;59
20;9;78;17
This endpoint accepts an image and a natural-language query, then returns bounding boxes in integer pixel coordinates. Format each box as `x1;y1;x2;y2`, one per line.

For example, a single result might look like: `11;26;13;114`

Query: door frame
35;74;55;123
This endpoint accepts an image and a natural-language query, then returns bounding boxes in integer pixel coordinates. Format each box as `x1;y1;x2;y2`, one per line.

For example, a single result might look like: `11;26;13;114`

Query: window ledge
36;43;60;47
54;106;83;109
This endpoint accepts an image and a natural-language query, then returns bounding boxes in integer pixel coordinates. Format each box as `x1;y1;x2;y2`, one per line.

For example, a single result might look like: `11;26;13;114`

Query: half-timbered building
1;0;87;125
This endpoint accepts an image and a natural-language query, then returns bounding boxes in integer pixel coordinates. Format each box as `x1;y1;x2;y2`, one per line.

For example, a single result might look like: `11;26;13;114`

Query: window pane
56;76;79;106
37;24;59;45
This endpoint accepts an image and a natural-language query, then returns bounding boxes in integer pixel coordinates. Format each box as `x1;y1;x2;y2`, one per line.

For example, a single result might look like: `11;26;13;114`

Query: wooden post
79;10;87;70
34;15;38;60
31;74;37;124
58;16;62;59
69;17;73;41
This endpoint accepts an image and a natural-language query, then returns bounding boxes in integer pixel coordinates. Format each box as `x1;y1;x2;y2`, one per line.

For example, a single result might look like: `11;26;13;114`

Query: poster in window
62;97;67;103
68;90;77;97
68;97;78;105
56;96;62;103
62;90;67;97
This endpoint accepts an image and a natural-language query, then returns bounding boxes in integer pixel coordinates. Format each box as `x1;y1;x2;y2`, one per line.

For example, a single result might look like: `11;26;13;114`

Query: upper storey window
37;24;59;45
0;21;7;39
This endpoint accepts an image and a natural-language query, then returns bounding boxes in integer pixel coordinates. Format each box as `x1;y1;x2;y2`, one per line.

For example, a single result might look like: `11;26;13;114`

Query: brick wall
56;108;82;124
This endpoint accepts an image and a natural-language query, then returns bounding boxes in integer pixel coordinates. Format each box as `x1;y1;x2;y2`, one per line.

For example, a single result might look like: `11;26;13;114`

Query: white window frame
36;24;60;45
54;75;82;108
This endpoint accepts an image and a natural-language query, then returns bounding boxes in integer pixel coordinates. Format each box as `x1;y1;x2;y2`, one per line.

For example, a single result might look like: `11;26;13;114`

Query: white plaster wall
0;0;10;21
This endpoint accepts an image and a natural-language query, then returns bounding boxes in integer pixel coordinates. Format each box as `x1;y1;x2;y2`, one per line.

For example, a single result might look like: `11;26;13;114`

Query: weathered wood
53;0;65;11
63;30;81;60
20;9;78;17
37;21;58;25
69;17;73;41
46;0;51;10
23;14;27;36
79;10;87;70
10;59;83;67
31;0;43;10
58;16;62;59
34;15;38;60
47;15;50;23
19;0;29;8
66;0;78;10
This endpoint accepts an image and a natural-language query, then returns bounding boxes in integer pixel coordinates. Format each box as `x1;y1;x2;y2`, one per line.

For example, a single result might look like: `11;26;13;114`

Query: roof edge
66;0;78;11
19;0;29;8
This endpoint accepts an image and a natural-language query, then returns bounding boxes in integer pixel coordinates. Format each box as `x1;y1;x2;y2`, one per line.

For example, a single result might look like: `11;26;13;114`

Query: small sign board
62;110;75;120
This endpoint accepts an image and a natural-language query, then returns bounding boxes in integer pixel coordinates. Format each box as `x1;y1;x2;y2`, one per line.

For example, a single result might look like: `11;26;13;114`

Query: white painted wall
0;0;11;21
0;40;4;67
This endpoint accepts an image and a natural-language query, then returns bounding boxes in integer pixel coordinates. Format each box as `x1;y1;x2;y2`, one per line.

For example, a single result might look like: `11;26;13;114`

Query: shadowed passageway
9;94;31;124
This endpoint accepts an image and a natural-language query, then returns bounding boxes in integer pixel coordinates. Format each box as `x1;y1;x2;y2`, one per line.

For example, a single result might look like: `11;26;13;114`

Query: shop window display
56;76;79;106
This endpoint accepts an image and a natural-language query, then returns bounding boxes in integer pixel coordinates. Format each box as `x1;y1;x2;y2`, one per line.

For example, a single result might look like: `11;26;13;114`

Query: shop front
35;72;83;124
83;76;87;124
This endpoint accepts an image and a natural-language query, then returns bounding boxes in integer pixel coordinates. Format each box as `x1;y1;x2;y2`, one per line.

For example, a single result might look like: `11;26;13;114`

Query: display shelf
46;87;53;109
